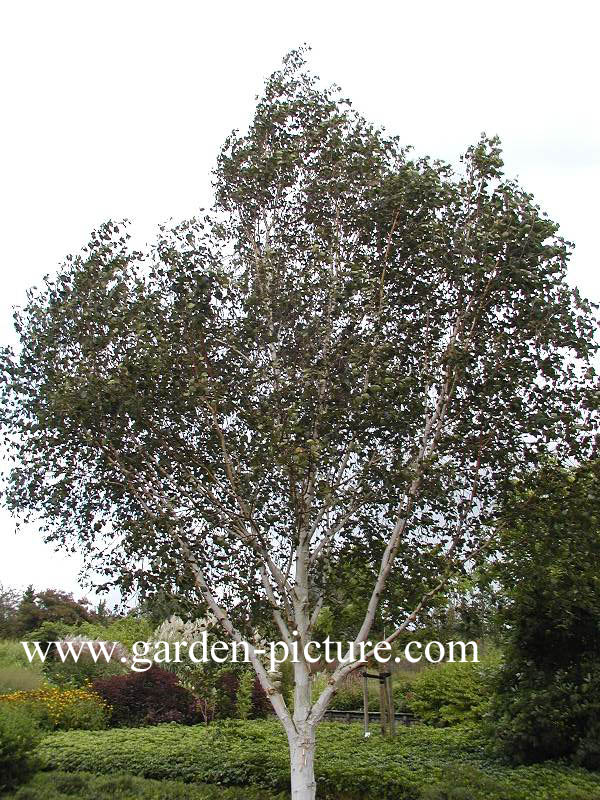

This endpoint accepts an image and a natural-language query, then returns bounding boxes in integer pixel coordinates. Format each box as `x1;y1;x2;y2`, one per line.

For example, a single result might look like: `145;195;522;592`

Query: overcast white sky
1;1;598;604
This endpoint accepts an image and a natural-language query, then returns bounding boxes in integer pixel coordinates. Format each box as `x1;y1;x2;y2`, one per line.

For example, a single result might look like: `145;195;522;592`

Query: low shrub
0;685;109;731
0;703;41;792
42;637;129;687
34;719;600;800
405;656;499;726
70;617;154;651
422;765;523;800
93;666;198;726
422;763;595;800
8;770;288;799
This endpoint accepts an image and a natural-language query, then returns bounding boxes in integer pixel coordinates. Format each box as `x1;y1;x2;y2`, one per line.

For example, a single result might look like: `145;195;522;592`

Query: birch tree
1;49;598;799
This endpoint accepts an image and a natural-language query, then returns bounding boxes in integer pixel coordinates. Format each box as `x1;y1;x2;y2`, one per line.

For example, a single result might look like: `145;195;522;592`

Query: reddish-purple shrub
251;675;271;718
92;666;198;727
214;669;239;719
212;668;271;719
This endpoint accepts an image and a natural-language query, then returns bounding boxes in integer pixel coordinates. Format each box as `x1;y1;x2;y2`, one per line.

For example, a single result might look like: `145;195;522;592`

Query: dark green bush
0;703;41;791
422;763;600;800
488;461;600;768
490;662;600;768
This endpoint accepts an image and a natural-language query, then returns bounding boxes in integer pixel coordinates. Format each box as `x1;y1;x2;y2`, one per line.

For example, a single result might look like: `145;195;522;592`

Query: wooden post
378;662;388;735
386;672;396;736
362;672;369;736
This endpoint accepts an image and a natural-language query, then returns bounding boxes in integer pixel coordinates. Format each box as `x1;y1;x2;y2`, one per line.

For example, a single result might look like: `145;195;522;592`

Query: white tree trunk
288;723;317;800
288;659;317;800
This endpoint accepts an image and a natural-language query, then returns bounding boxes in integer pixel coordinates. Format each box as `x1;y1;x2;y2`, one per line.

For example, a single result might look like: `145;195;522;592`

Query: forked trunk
288;724;316;800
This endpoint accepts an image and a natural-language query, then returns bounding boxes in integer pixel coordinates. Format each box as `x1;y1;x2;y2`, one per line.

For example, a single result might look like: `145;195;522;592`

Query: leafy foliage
7;770;288;800
420;764;595;800
0;685;109;731
1;46;598;794
35;720;600;799
92;666;199;726
0;585;20;639
14;588;95;636
405;656;500;727
235;670;254;720
421;764;522;800
72;616;154;651
0;48;596;640
489;460;600;767
0;703;41;791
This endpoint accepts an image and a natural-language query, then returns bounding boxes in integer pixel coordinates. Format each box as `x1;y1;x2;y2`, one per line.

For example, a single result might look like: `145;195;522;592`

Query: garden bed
33;720;600;800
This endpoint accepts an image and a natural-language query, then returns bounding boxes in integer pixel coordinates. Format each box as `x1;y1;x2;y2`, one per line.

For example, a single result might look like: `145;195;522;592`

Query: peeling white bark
289;660;317;800
288;726;317;800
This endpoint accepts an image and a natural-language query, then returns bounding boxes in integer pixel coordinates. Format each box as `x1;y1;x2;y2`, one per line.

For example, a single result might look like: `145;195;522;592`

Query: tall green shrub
0;704;41;791
236;670;254;720
489;461;600;767
406;656;498;726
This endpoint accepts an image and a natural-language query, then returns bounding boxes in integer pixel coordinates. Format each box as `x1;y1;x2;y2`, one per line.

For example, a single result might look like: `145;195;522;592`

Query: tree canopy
1;48;598;799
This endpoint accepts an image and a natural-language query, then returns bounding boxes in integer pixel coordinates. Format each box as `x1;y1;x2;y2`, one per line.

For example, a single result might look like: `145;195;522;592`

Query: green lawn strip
34;721;600;800
5;770;287;799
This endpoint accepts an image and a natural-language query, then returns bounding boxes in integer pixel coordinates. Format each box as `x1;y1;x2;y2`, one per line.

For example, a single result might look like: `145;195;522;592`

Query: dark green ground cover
4;771;287;799
32;720;600;800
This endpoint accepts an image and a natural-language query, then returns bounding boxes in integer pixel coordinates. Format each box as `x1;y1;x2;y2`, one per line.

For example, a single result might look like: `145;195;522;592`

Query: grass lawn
25;720;600;800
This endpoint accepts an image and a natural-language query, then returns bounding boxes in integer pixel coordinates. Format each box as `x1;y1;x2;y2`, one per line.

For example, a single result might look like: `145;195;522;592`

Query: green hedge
34;720;600;800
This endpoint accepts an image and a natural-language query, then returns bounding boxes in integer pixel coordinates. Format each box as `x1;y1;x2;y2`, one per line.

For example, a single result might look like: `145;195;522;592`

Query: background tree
13;586;38;636
0;584;20;639
14;588;95;636
1;49;597;798
489;459;600;768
